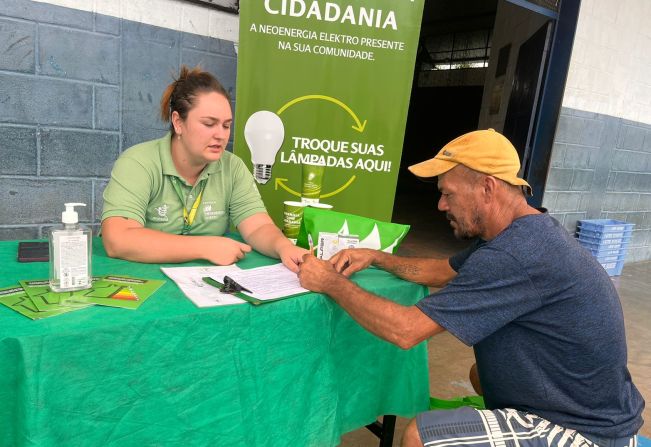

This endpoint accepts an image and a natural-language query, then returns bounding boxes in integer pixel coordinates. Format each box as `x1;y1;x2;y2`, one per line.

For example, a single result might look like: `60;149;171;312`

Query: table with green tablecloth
0;238;430;447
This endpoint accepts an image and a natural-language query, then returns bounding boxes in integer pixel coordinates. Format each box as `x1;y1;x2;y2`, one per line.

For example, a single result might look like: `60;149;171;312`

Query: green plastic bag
429;395;485;410
296;207;410;255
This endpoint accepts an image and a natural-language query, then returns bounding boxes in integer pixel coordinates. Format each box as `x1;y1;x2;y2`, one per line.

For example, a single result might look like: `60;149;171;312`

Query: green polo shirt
102;133;267;235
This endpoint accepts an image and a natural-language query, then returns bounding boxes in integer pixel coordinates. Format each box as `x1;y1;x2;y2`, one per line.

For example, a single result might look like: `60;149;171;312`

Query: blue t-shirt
416;213;644;438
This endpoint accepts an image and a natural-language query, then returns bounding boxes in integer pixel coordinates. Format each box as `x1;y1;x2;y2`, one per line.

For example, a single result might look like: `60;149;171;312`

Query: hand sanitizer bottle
49;203;93;292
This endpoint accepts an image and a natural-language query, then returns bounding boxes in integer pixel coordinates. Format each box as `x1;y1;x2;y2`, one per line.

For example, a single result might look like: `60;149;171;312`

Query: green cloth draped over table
0;238;429;447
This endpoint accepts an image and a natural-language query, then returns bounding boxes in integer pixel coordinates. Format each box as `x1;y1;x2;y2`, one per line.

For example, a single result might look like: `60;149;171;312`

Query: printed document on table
161;265;245;307
211;263;309;301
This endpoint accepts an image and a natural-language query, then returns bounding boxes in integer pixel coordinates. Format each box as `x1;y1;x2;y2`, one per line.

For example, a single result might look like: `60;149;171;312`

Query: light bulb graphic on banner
244;110;285;184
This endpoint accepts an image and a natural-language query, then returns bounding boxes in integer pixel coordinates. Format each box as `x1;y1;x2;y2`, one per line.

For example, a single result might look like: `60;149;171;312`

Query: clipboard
201;277;309;306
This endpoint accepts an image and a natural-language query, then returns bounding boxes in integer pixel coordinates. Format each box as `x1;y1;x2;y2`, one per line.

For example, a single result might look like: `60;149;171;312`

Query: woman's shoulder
121;135;167;161
116;134;170;172
111;135;169;182
206;151;256;185
216;150;248;171
219;149;241;162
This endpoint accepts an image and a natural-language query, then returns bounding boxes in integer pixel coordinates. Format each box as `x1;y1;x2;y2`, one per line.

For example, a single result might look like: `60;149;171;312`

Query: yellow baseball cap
408;128;532;196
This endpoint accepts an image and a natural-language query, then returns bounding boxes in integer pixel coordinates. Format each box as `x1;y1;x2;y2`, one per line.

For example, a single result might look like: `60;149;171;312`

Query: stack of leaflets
0;275;165;320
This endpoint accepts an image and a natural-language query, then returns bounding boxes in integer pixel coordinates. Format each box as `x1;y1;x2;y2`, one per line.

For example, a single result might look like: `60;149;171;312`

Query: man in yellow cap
297;129;643;447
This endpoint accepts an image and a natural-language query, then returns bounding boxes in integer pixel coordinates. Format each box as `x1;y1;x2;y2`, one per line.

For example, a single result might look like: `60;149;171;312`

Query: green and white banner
234;0;425;224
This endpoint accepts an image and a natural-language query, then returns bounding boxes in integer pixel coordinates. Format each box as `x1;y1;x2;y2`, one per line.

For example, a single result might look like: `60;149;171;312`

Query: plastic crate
575;219;633;277
596;253;626;264
577;227;633;241
578;219;635;234
583;246;627;257
578;238;629;253
600;259;625;276
577;233;632;246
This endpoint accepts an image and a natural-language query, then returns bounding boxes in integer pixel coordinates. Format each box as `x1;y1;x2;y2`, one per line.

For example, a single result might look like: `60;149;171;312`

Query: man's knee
401;417;423;447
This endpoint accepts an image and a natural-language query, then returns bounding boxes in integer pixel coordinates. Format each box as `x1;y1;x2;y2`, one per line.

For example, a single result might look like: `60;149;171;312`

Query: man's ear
482;176;500;203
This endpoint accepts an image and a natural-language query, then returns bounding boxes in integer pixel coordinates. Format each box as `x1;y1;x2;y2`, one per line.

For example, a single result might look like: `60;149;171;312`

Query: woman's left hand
238;213;309;272
278;244;309;273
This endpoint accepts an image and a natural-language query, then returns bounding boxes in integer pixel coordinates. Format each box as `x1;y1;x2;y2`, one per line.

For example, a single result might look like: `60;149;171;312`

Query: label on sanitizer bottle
55;232;89;289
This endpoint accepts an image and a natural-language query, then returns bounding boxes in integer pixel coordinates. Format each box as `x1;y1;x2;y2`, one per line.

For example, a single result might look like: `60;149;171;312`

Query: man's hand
298;254;341;293
329;248;377;276
278;244;309;273
204;237;252;265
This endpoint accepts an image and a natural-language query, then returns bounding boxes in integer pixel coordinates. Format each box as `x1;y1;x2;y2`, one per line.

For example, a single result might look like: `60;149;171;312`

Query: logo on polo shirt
203;202;225;219
151;204;169;222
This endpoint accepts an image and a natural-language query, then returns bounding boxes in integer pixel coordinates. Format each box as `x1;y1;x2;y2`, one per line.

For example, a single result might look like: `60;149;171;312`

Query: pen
308;234;315;255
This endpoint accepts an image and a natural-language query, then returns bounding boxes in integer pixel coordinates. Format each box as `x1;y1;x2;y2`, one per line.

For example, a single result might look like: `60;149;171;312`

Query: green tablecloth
0;238;430;447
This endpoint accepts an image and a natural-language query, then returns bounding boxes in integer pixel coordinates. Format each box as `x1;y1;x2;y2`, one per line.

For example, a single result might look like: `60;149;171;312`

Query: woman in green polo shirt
101;66;307;272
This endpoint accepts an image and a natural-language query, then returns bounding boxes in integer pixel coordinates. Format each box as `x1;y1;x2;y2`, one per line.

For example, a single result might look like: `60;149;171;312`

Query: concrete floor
339;194;650;446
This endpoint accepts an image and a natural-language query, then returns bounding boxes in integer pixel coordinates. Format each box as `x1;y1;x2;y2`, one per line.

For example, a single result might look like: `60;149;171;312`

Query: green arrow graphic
275;176;357;199
275;178;301;197
277;94;367;132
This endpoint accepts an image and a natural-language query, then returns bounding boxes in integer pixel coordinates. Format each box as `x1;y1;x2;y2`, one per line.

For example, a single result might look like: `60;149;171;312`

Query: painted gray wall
543;107;651;263
0;0;237;240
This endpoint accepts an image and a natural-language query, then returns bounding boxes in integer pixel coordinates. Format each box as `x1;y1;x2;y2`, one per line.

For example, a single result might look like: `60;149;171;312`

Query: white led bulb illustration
244;110;285;184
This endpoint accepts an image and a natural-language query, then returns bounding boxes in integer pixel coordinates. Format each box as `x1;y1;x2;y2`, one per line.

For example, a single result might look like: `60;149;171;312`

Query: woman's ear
171;110;182;135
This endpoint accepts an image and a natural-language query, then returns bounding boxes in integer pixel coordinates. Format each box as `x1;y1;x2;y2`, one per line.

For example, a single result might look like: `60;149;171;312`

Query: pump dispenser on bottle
49;202;92;292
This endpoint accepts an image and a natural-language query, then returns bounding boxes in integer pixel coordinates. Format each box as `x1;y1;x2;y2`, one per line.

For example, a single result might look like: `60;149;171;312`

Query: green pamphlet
66;275;166;310
0;285;90;320
20;279;95;312
20;276;166;312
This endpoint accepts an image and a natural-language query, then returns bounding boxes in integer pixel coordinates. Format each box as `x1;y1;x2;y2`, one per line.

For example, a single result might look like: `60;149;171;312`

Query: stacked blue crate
576;219;634;276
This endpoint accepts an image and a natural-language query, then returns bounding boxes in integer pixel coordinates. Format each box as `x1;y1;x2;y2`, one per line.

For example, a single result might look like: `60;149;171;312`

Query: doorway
393;0;567;258
503;21;553;176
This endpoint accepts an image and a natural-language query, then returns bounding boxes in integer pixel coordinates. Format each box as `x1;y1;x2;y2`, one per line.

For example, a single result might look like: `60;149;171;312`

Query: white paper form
161;265;245;307
211;263;309;301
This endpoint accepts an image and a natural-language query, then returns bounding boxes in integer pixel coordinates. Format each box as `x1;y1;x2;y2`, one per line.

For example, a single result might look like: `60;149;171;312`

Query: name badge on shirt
202;202;225;220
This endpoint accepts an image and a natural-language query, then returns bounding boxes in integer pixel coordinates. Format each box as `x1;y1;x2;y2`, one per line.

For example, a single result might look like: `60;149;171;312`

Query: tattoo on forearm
393;264;420;275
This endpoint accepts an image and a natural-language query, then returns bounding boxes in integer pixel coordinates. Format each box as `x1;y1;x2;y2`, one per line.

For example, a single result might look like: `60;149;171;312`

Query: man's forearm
371;252;455;288
322;274;442;349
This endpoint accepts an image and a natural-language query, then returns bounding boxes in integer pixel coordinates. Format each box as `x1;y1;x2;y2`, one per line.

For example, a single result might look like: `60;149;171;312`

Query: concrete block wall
0;0;237;240
542;0;651;263
543;108;651;263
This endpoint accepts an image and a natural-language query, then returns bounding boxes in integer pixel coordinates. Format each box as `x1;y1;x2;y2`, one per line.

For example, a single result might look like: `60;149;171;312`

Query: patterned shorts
416;407;638;447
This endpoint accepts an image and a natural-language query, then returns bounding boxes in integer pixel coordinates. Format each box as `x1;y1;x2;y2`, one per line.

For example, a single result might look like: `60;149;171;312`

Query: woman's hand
203;237;252;265
277;243;309;273
238;212;310;272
